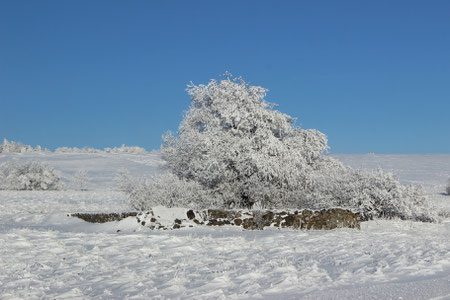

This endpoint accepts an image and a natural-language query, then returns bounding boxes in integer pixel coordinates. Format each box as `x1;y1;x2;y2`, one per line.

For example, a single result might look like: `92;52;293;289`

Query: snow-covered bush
55;146;102;153
117;172;216;210
0;138;47;153
55;144;147;154
0;161;64;191
53;147;72;153
104;145;147;154
311;168;436;221
124;75;436;222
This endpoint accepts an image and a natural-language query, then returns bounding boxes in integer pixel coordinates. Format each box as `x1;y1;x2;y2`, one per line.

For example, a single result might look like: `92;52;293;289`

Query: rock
207;209;231;219
283;215;296;227
186;210;195;220
207;219;231;226
242;218;258;230
261;212;275;225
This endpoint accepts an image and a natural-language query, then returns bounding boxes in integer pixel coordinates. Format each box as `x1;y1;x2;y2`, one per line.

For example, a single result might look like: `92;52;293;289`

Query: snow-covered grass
0;152;449;299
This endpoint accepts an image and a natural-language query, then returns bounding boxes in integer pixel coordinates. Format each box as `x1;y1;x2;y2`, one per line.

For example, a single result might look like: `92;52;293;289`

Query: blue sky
1;0;449;153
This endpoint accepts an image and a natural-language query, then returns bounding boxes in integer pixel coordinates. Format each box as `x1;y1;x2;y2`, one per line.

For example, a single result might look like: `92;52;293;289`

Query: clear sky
1;0;449;153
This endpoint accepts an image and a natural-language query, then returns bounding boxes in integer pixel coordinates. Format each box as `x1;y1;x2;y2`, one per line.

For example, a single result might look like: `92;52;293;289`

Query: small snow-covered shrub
104;145;147;154
55;144;147;154
117;172;217;210
314;169;437;222
55;146;102;153
0;161;64;190
0;138;47;153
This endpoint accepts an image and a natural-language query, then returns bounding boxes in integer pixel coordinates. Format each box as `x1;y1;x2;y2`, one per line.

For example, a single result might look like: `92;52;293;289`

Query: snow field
1;219;449;299
0;152;449;299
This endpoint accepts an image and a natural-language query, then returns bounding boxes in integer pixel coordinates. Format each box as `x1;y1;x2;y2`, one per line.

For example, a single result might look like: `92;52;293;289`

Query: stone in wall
70;212;138;223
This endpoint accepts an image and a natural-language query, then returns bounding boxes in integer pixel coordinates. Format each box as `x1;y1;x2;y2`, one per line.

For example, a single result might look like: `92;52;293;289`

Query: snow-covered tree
122;75;436;222
0;161;64;191
162;75;339;209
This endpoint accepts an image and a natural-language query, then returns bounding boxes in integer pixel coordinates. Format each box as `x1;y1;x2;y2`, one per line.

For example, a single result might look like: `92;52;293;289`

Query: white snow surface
0;152;449;299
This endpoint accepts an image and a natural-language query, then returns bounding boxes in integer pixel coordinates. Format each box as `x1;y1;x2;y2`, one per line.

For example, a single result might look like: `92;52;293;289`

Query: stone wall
184;208;359;230
70;212;138;223
71;208;360;230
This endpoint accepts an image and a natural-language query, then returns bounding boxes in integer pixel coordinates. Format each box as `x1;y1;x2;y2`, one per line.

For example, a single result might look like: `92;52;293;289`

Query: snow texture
0;151;449;299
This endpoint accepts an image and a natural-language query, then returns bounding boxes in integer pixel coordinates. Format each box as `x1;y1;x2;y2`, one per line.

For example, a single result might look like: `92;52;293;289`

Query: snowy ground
0;152;449;299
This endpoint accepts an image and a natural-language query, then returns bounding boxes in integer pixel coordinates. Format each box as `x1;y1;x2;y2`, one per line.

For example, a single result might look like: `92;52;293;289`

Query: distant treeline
0;138;148;154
